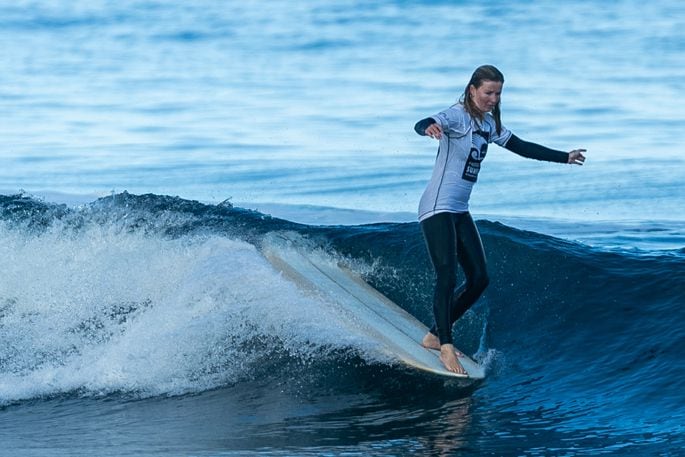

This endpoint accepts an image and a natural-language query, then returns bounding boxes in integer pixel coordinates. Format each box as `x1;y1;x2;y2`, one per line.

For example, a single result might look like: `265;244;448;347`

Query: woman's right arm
414;117;442;139
414;117;434;135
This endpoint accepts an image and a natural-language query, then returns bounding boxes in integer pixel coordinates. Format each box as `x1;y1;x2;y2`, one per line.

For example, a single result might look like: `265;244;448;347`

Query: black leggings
420;212;489;345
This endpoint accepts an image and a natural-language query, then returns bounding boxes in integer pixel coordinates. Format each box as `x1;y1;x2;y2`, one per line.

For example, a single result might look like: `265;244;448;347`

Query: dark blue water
1;193;683;456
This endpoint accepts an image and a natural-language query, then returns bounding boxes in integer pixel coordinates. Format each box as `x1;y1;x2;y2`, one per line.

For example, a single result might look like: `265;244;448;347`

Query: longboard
262;233;485;380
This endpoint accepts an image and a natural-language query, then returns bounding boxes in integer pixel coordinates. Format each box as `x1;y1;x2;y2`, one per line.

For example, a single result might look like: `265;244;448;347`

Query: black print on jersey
462;129;489;182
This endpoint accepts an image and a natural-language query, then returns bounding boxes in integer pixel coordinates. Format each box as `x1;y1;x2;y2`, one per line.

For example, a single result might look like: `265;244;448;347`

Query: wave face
1;193;684;453
321;211;685;434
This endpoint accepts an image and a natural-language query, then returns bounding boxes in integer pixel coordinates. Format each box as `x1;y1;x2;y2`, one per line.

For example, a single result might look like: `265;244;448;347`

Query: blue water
1;1;684;456
0;194;683;457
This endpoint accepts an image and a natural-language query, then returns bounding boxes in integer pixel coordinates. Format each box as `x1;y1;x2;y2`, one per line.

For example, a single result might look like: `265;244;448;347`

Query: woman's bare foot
440;344;467;375
422;333;464;357
421;332;441;350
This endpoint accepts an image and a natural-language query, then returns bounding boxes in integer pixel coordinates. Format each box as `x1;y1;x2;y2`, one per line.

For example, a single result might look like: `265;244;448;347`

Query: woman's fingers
569;149;586;165
426;124;442;139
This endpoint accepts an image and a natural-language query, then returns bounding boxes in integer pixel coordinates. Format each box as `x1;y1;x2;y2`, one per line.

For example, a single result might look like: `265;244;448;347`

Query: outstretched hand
425;123;443;140
568;149;586;165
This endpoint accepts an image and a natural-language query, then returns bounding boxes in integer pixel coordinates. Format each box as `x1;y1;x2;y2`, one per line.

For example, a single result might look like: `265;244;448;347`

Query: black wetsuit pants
420;211;489;345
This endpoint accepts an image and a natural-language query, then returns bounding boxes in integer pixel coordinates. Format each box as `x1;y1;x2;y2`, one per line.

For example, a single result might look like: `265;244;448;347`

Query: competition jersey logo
462;129;490;182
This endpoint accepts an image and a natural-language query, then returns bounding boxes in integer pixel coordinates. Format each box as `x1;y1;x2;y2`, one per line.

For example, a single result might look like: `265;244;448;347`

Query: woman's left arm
504;134;586;165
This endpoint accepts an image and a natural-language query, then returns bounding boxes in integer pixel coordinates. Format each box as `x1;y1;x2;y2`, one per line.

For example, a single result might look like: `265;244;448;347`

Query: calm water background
1;1;684;456
2;0;684;223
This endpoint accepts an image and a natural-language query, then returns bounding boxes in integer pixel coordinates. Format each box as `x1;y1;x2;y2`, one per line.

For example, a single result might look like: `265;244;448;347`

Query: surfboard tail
262;232;485;381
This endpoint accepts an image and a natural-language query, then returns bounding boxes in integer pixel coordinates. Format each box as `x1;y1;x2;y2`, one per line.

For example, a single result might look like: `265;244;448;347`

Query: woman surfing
414;65;586;374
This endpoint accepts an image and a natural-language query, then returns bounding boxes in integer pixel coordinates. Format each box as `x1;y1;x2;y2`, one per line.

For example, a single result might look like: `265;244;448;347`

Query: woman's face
469;80;503;114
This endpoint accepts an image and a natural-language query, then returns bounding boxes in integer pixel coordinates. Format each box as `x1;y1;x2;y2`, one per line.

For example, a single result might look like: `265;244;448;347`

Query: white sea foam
0;224;382;403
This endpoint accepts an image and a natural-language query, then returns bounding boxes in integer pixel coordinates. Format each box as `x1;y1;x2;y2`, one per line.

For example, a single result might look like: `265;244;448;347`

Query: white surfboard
262;233;485;380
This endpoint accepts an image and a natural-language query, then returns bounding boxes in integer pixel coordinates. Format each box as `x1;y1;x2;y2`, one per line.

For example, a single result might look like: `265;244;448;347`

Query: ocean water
1;1;684;456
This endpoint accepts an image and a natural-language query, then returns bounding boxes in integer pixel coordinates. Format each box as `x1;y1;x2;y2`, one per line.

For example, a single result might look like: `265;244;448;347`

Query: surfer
414;65;586;374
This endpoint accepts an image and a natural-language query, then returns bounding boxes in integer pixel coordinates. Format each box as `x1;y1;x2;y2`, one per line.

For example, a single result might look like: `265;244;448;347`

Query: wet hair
460;65;505;135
